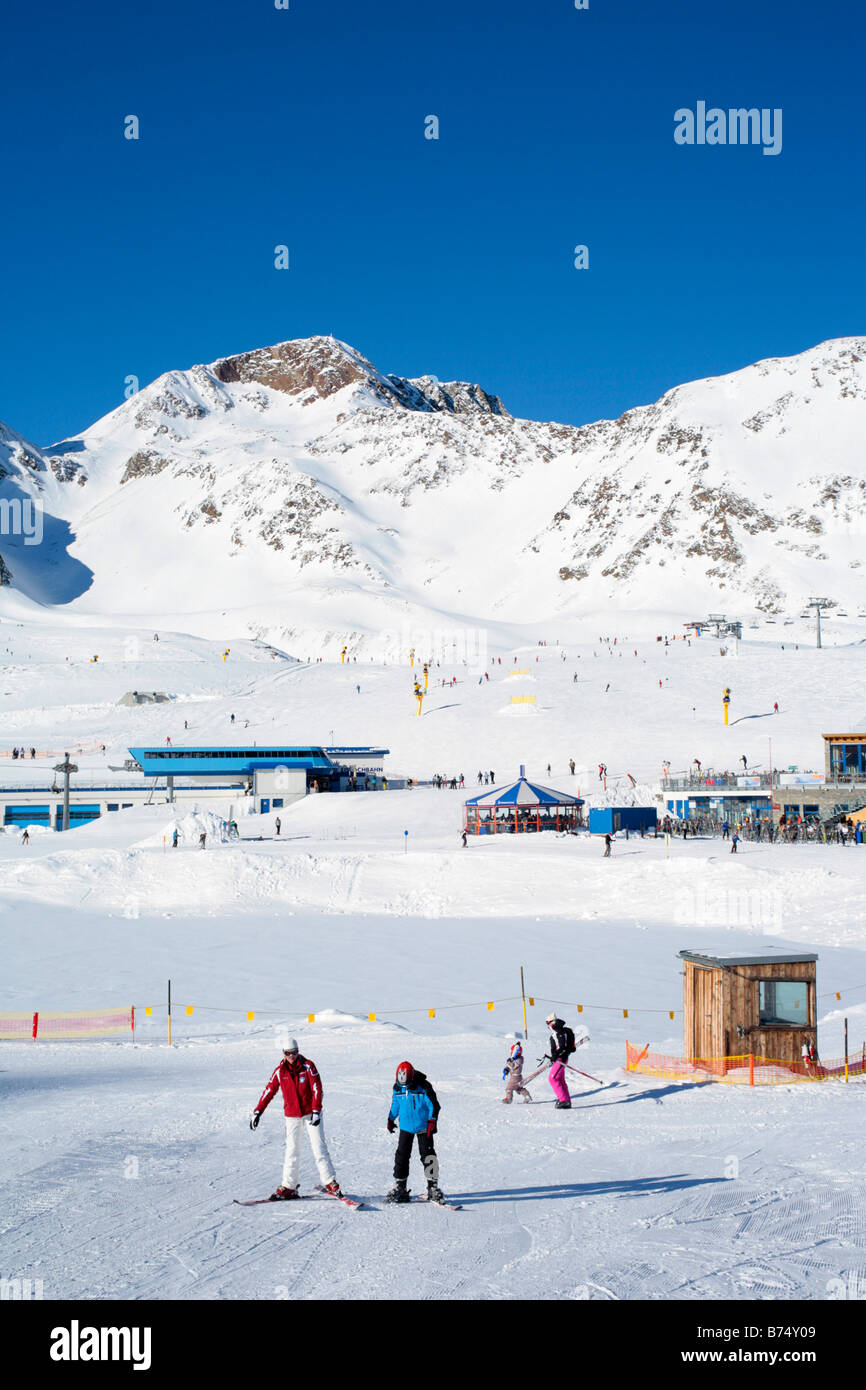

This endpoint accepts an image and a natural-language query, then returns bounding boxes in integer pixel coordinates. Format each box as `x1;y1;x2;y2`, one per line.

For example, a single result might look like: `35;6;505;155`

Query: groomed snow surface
1;621;865;1302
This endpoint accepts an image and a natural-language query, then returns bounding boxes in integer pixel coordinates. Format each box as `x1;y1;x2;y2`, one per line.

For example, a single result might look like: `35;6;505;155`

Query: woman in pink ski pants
545;1013;572;1108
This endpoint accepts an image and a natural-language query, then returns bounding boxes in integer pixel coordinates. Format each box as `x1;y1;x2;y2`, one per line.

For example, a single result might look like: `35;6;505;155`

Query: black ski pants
394;1128;438;1184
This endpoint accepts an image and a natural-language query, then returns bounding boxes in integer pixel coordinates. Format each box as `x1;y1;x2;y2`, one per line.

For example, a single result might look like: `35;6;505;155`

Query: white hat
278;1036;299;1054
545;1013;557;1025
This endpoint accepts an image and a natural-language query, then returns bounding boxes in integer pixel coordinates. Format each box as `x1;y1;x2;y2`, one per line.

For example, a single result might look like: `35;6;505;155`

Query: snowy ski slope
1;621;865;1300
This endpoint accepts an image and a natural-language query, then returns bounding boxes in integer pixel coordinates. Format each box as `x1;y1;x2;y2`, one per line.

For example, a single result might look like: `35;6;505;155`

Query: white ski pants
282;1115;336;1189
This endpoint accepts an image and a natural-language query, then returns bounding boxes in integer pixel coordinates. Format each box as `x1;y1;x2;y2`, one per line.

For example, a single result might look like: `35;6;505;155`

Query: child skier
385;1061;444;1203
501;1041;532;1104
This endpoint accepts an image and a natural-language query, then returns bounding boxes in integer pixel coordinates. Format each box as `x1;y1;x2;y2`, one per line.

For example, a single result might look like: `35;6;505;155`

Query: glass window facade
759;980;808;1026
829;741;866;778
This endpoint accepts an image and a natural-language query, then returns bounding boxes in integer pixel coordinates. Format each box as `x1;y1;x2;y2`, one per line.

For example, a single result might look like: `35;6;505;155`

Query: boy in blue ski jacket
385;1061;444;1204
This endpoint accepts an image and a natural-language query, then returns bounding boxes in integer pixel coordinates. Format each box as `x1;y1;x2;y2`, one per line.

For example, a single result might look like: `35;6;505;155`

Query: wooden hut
679;948;817;1068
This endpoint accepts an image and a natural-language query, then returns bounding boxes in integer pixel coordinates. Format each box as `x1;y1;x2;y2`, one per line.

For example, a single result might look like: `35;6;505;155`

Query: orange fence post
749;1053;754;1086
32;1011;38;1039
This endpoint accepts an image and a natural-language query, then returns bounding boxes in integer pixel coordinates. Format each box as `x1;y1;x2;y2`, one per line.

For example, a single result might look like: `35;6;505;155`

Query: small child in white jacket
501;1042;532;1104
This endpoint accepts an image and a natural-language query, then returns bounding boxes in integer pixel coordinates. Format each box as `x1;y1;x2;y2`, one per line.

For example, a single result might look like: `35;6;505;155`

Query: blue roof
465;777;583;808
129;746;335;776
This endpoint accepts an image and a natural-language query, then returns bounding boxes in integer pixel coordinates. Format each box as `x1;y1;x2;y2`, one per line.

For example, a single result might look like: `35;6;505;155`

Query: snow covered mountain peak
207;334;509;418
211;335;386;404
2;334;866;638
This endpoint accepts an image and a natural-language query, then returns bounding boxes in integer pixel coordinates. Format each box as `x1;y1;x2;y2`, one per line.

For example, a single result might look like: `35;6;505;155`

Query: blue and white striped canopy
465;777;583;808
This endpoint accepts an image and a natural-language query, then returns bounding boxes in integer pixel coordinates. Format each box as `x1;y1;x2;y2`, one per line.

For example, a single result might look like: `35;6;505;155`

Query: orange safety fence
0;1008;134;1040
626;1040;866;1085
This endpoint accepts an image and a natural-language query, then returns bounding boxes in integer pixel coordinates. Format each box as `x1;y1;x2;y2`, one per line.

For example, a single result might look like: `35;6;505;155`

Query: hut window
759;980;807;1026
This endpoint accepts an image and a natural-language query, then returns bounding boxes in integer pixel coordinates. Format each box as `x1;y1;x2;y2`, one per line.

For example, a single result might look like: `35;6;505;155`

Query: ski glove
250;1111;261;1131
502;1068;509;1080
309;1111;321;1127
387;1117;396;1134
426;1120;437;1138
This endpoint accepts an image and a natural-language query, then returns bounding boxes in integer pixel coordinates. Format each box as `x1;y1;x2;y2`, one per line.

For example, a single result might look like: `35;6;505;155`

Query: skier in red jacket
250;1038;343;1201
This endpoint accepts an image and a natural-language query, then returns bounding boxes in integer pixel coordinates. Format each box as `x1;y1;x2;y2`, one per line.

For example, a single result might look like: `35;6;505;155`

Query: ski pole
563;1060;603;1085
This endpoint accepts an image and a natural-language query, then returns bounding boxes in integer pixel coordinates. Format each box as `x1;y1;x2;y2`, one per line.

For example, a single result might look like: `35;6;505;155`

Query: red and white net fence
0;1008;135;1040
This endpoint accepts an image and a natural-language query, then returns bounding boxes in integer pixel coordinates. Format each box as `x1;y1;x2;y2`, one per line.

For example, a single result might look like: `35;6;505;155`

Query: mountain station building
1;745;390;830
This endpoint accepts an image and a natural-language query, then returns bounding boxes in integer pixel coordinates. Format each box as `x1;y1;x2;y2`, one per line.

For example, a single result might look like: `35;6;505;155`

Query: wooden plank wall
684;959;816;1064
728;960;815;1063
684;962;726;1060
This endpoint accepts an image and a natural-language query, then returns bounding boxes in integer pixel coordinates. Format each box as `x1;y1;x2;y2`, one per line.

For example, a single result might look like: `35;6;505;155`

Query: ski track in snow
0;621;865;1300
4;1044;865;1301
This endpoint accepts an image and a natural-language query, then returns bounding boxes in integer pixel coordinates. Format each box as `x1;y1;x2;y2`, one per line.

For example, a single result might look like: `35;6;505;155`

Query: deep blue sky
2;0;863;445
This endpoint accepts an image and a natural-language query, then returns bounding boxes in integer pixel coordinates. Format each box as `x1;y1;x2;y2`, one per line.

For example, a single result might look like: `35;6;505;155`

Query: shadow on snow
452;1174;724;1205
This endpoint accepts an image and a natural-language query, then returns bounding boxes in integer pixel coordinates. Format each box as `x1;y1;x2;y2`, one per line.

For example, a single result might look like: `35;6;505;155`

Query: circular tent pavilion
464;773;584;836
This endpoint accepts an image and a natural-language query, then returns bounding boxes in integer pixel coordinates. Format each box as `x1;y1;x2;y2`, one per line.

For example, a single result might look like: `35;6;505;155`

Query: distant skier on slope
249;1037;344;1201
385;1061;444;1204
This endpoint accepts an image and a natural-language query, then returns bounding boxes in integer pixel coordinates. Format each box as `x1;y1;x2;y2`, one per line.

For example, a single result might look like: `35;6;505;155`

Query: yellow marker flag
145;1006;152;1017
308;1013;316;1023
528;996;535;1006
836;992;841;1001
669;1011;675;1020
428;1009;436;1019
368;1012;376;1022
247;1012;255;1022
487;1001;494;1011
186;1005;194;1016
623;1009;629;1019
577;1004;583;1013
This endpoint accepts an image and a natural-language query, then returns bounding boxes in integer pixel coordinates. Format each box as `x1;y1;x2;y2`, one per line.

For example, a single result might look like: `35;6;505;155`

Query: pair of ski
234;1185;462;1211
393;1194;463;1211
234;1184;365;1210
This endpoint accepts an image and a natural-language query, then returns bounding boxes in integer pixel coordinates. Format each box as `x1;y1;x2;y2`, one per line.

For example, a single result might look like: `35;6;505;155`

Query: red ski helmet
395;1061;415;1086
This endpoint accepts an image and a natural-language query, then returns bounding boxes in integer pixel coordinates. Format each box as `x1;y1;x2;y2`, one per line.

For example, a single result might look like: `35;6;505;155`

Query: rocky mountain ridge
1;334;864;636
